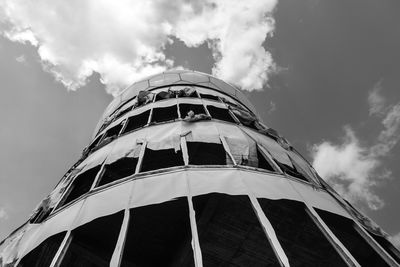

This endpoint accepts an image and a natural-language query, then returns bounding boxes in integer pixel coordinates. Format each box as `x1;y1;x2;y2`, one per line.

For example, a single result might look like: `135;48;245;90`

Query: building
1;70;400;266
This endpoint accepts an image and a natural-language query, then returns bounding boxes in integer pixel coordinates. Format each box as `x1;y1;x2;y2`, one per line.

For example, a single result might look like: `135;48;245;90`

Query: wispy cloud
0;0;277;95
312;85;400;210
0;206;8;220
15;54;26;64
368;80;386;116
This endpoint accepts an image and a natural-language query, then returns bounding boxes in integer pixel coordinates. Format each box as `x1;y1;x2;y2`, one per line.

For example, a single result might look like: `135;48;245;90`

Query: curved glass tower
1;70;400;266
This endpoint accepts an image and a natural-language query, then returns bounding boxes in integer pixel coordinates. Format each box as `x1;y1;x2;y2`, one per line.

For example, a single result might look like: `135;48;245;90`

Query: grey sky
1;0;400;244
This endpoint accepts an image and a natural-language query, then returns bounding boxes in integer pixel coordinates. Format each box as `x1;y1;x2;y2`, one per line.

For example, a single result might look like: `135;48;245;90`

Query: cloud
0;207;8;220
312;91;400;210
0;0;277;95
390;232;400;250
15;54;26;64
368;80;386;116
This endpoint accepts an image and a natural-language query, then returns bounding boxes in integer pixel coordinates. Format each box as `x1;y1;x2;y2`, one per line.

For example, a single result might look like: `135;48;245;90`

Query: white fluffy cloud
312;88;400;210
0;0;277;95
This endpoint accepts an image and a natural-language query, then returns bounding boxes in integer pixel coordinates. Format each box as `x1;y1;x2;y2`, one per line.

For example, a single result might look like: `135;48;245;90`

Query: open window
173;86;198;98
150;105;178;124
102;123;123;143
155;90;175;102
18;232;66;267
97;157;138;187
179;103;207;119
192;193;279;266
206;105;236;123
57;166;101;208
256;146;275;171
140;147;184;172
316;209;390;267
121;110;150;134
120;198;194;266
200;93;220;101
59;211;124;266
187;142;226;165
258;199;347;267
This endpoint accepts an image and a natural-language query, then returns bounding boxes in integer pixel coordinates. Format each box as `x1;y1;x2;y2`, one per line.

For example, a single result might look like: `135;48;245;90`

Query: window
140;148;184;172
368;231;400;264
150;105;178;124
200;93;219;101
187;142;226;165
316;209;389;267
87;134;104;152
206;105;236;123
102;123;123;142
155;90;175;102
258;199;347;267
121;110;150;134
277;160;309;182
97;157;138;187
18;232;66;267
59;211;124;266
58;166;101;208
179;104;206;119
120;198;194;267
193;194;279;266
115;105;133;120
256;147;275;171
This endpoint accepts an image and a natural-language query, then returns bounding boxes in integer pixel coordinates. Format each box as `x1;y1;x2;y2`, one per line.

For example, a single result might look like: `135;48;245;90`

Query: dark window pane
257;148;274;171
200;93;220;101
115;105;132;120
87;134;103;152
60;211;124;267
258;199;347;267
368;232;400;264
316;209;389;267
122;110;150;134
120;198;194;267
18;232;66;267
97;157;138;187
193;194;279;266
102;123;123;142
187;142;226;165
151;105;178;124
179;104;206;119
206;105;236;123
276;161;308;182
60;166;101;207
141;148;183;172
155;91;175;101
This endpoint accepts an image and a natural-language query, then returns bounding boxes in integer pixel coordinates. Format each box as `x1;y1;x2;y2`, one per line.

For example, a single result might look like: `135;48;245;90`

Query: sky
0;0;400;247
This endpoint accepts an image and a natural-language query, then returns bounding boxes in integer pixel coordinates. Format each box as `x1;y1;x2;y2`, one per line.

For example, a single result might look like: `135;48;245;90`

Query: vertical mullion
305;205;361;267
247;195;290;267
353;222;399;267
110;209;130;267
135;141;147;174
48;231;72;267
180;136;189;166
219;135;236;165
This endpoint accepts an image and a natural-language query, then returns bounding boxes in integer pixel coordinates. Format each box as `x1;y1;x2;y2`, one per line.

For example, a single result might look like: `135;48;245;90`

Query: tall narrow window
140;147;184;172
58;166;101;208
256;147;275;171
316;209;389;267
150;105;178;124
18;232;66;267
59;211;124;266
187;142;226;165
122;110;150;134
193;193;279;266
206;105;236;123
258;199;347;267
120;198;194;267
